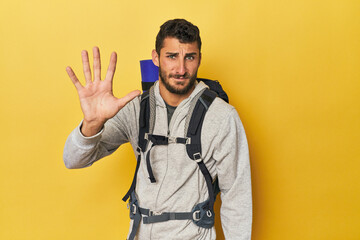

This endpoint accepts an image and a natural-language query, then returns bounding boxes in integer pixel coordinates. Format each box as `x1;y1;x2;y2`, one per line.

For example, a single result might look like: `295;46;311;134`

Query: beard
159;65;197;95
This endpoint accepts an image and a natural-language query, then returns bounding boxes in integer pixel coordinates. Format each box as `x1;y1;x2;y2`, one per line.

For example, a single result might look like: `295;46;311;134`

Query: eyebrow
165;52;198;56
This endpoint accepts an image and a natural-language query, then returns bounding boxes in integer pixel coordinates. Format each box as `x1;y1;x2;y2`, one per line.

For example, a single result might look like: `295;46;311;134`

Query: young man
64;19;252;239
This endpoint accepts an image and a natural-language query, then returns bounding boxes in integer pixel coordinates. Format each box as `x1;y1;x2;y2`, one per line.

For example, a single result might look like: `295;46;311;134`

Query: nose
175;58;186;75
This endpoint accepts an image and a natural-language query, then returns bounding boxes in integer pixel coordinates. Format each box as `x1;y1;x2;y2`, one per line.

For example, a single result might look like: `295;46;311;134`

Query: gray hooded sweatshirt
63;81;252;240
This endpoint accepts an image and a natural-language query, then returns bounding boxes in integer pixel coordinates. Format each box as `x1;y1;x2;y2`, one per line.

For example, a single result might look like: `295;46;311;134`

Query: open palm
66;47;140;136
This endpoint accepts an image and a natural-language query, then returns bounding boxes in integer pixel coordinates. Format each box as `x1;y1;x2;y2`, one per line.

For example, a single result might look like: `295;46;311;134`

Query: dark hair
155;19;202;55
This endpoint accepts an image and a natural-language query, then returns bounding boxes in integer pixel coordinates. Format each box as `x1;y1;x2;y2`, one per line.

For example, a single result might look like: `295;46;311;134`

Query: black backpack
122;79;228;240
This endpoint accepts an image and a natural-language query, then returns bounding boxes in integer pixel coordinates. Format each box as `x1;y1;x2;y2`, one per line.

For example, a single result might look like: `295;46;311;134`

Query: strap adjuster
168;136;191;144
150;210;162;216
192;210;200;221
131;204;137;214
168;136;176;144
193;152;202;162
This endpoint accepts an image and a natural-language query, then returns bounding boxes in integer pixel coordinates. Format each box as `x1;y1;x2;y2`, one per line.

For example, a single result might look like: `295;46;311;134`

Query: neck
158;82;195;107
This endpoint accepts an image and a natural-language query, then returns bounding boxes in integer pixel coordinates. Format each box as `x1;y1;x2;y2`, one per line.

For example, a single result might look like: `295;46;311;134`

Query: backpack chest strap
145;133;190;183
146;134;191;145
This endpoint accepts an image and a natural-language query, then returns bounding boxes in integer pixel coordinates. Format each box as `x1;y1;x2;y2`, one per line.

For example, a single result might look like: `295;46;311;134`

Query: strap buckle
168;136;176;144
193;152;202;162
150;210;163;216
168;137;191;144
131;204;137;214
192;210;200;221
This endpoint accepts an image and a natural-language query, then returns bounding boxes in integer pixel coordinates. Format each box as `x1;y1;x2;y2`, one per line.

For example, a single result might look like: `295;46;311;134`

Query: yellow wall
1;0;359;239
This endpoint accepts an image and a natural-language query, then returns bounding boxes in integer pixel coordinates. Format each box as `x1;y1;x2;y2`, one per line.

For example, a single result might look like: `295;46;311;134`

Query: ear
198;52;202;66
152;49;159;67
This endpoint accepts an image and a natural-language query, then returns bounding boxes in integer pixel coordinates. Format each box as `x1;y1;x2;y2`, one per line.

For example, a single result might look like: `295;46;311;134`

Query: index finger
105;52;117;82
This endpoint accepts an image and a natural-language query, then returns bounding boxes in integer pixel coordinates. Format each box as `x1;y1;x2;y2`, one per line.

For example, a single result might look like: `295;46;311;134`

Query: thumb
117;90;141;109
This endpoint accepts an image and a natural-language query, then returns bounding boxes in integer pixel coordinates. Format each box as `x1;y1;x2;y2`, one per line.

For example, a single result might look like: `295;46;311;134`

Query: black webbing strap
123;92;150;202
122;152;141;202
145;144;157;183
145;134;190;183
138;91;150;151
138;206;199;224
147;134;189;145
126;201;200;239
186;89;217;159
143;212;194;224
145;134;169;182
186;89;217;210
127;203;141;240
126;192;141;240
197;159;215;208
147;134;169;145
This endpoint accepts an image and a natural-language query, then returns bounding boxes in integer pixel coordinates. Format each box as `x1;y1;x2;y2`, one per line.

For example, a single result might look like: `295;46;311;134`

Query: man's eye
186;56;195;60
167;55;176;59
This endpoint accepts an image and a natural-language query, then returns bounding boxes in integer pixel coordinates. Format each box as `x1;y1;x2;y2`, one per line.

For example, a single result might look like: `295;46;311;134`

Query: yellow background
1;0;359;239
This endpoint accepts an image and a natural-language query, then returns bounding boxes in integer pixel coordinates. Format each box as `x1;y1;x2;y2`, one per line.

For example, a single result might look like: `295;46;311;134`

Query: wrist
81;119;105;137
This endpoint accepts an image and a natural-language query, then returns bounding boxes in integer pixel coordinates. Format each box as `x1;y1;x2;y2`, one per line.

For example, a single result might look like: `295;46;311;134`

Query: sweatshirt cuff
73;120;104;147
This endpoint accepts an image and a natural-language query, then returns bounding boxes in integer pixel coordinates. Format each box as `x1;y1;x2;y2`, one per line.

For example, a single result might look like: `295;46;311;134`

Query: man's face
153;37;201;95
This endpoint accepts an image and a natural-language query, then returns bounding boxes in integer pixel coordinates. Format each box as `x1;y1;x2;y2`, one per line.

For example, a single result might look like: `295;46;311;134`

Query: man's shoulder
211;96;235;114
201;96;237;126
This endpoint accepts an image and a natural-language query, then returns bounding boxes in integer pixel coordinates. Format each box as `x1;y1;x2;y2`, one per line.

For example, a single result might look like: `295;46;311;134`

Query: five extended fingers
67;47;139;107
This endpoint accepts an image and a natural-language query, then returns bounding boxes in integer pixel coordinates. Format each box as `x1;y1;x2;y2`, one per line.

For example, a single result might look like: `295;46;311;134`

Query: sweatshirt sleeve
63;98;139;169
212;108;252;239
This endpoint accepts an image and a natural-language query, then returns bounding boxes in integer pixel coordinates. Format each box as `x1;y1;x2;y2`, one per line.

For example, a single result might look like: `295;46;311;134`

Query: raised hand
66;47;141;137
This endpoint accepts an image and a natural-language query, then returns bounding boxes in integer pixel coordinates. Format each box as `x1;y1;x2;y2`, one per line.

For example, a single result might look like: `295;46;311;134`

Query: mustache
169;73;190;79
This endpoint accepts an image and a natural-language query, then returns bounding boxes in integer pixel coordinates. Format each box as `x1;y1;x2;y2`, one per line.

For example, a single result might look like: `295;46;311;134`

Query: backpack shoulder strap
186;88;217;160
185;88;218;214
138;90;150;151
122;87;155;202
138;86;156;151
197;78;229;103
